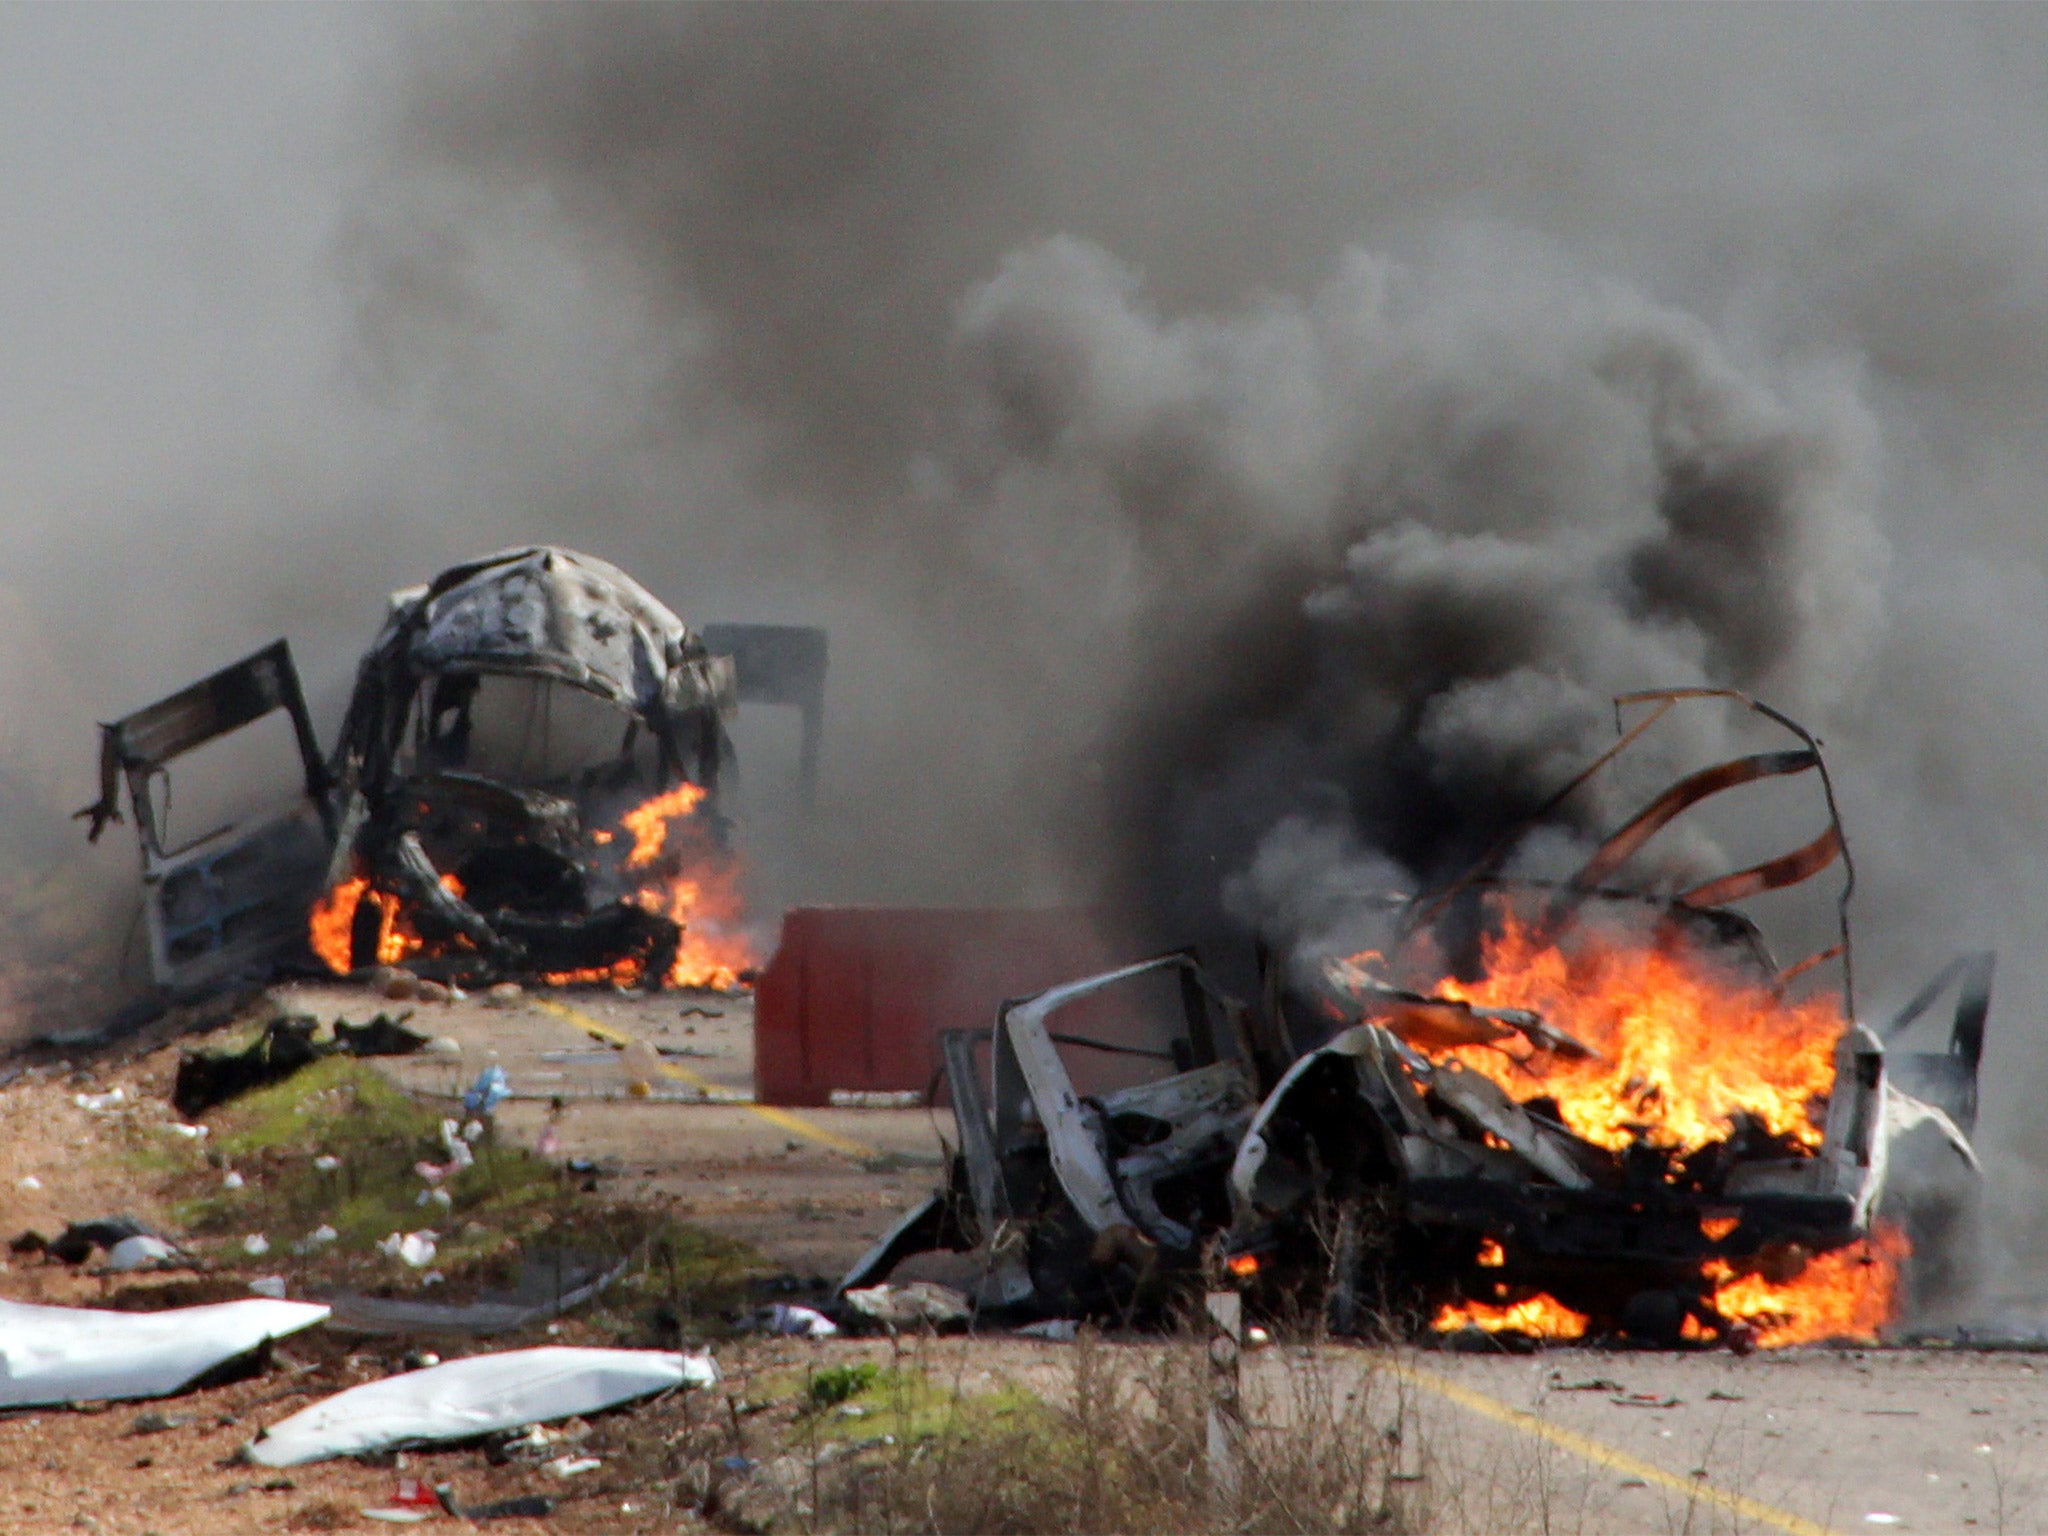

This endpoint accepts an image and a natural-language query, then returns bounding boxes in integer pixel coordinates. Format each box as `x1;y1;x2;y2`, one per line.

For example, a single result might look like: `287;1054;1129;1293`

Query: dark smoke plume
943;231;1885;952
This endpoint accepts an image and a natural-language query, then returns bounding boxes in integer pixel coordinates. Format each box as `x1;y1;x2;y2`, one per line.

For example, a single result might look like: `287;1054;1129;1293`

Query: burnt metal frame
837;953;1260;1308
699;623;829;799
75;640;335;996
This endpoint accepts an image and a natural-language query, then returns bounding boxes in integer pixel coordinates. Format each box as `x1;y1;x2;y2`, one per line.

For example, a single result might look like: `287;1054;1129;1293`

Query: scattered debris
463;1064;511;1118
545;1455;602;1478
753;1302;838;1339
127;1410;194;1435
377;1231;439;1269
43;1216;170;1267
440;1489;557;1521
828;1089;923;1109
320;1255;627;1337
487;1424;569;1465
106;1234;182;1273
843;1281;974;1331
1611;1393;1684;1409
1016;1319;1081;1342
172;1012;428;1118
245;1346;716;1466
0;1296;329;1409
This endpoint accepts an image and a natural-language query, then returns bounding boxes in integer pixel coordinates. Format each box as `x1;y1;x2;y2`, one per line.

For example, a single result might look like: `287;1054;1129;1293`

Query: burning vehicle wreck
851;691;1991;1348
80;546;825;1001
841;952;1272;1318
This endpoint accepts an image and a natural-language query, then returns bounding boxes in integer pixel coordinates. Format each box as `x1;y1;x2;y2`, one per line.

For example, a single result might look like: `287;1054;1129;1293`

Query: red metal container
753;907;1138;1106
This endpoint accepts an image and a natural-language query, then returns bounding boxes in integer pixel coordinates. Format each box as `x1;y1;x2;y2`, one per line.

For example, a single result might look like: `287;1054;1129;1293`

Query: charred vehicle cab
319;546;740;983
81;546;824;1002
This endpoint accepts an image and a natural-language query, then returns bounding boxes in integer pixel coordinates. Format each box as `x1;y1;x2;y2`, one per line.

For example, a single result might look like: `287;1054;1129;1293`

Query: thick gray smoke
16;6;2048;1285
942;231;1887;954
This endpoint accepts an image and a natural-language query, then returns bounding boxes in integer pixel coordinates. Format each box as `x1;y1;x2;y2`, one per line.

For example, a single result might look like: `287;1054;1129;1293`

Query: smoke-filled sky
14;6;2048;1265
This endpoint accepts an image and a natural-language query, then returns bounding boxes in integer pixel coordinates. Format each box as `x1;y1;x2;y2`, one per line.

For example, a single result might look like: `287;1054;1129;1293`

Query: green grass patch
792;1364;1051;1448
163;1056;593;1286
808;1361;882;1410
161;1055;765;1331
207;1053;436;1160
175;1057;579;1276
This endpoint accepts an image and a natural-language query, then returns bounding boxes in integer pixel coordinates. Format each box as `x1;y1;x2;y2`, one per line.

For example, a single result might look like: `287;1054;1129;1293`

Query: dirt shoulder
0;982;968;1535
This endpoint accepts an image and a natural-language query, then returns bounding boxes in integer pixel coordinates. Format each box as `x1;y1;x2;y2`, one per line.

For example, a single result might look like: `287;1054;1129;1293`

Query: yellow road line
1385;1359;1838;1536
530;996;877;1159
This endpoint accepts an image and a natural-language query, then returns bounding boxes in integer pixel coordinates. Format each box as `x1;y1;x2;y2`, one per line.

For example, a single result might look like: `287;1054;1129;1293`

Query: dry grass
592;1323;1425;1535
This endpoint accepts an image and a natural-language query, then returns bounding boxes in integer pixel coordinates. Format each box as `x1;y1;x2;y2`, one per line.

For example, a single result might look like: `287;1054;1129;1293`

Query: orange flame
1475;1237;1506;1268
1360;907;1901;1351
546;782;751;991
1424;910;1842;1154
1706;1229;1908;1347
1433;1293;1588;1338
308;779;750;990
310;877;370;975
621;781;709;869
308;874;464;976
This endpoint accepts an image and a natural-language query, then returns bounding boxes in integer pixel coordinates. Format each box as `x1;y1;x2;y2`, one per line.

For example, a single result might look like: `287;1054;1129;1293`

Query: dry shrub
793;1327;1416;1536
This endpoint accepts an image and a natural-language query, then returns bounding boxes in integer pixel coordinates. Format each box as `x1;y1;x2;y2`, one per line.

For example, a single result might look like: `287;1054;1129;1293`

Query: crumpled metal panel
380;546;734;719
74;639;335;998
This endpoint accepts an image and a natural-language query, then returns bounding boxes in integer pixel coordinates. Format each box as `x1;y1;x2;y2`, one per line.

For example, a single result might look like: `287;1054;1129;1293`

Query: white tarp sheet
246;1346;716;1467
0;1297;331;1408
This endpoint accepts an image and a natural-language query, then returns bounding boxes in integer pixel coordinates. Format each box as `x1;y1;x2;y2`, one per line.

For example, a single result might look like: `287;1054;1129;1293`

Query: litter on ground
0;1296;330;1409
244;1346;717;1466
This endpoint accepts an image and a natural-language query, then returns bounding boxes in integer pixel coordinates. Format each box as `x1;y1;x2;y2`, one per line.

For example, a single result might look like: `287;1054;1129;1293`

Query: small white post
1206;1288;1244;1524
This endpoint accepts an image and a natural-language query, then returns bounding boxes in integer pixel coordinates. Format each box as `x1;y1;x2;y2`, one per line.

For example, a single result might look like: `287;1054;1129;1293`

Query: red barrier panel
754;907;1140;1107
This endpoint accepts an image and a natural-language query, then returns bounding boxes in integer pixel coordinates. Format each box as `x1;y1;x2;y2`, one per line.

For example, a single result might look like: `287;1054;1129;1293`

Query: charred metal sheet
1568;750;1819;892
1679;823;1846;909
1424;1063;1593;1191
1879;952;1994;1134
699;623;828;796
75;640;333;998
77;639;328;847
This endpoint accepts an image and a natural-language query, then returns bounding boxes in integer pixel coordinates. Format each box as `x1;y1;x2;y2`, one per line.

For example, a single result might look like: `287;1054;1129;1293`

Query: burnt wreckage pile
848;692;1991;1346
78;546;825;1000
